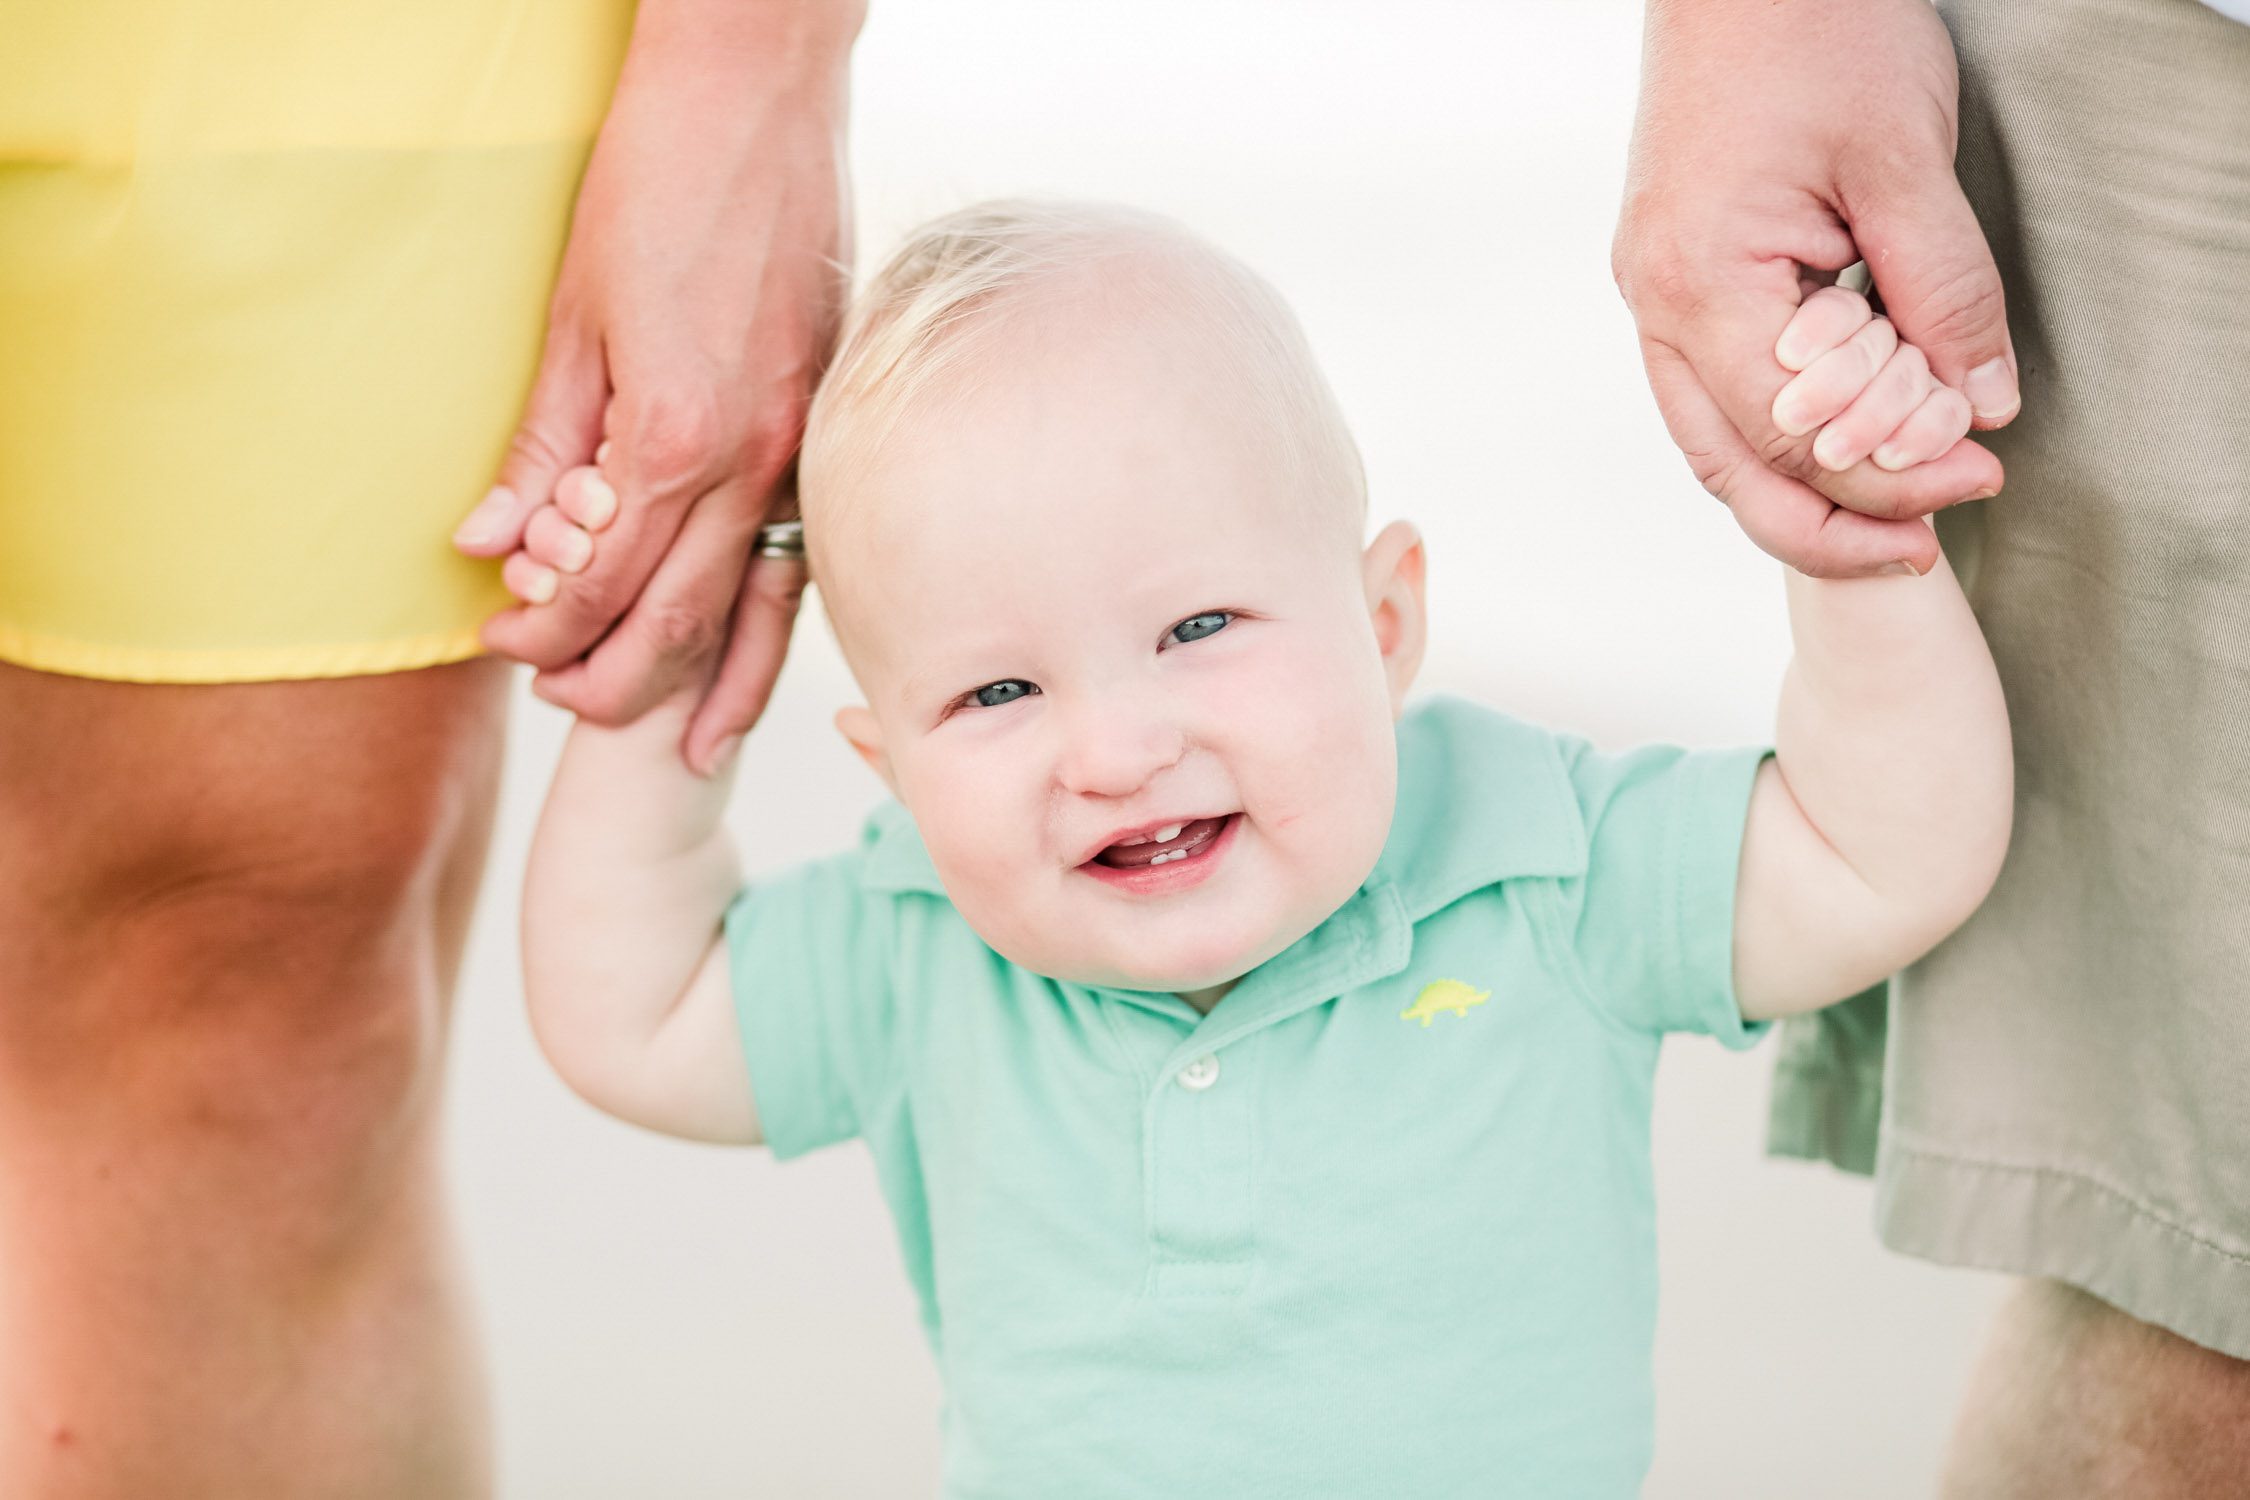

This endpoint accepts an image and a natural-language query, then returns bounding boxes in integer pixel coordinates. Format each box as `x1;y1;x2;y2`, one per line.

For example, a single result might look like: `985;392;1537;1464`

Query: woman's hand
454;0;862;774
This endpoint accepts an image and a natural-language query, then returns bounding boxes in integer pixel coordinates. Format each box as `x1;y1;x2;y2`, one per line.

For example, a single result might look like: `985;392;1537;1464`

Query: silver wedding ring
754;519;806;562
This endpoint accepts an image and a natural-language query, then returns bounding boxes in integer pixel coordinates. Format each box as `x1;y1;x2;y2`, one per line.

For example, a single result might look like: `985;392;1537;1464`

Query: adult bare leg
1941;1279;2250;1500
0;656;510;1498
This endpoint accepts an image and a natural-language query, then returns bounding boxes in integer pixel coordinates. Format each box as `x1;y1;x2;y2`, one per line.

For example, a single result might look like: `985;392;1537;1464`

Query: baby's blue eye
972;680;1038;709
1171;612;1231;644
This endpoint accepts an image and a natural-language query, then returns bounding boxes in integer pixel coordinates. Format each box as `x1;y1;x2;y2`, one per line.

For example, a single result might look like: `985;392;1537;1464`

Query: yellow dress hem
0;620;492;684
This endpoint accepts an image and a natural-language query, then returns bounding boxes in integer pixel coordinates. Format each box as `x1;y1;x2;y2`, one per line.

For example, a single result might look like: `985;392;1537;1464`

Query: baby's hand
1771;288;1975;474
506;453;730;736
501;450;618;609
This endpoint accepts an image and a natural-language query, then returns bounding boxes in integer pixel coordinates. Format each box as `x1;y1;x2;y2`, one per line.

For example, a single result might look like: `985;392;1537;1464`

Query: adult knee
94;842;447;1137
0;666;506;1244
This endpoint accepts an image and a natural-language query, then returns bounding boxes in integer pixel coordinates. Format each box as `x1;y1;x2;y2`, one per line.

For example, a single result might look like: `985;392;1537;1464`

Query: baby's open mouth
1091;815;1233;869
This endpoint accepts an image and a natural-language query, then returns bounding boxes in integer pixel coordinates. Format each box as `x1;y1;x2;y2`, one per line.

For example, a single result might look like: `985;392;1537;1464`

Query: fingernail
521;566;558;604
596;439;614;467
1880;560;1922;578
1873;442;1908;471
1965;359;2020;423
1772;394;1815;438
453;485;514;546
1812;429;1857;472
556;529;593;573
579;472;618;530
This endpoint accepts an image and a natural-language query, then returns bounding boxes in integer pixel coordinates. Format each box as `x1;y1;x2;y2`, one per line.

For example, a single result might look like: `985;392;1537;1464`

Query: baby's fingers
1775;285;1873;372
525;504;596;575
556;465;620;532
1772;315;1897;437
502;550;559;605
1812;341;1931;471
1873;386;1976;473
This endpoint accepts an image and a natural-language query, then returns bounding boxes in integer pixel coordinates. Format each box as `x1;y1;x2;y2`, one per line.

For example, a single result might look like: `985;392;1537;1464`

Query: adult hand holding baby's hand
453;0;857;773
496;448;808;782
1612;0;2018;577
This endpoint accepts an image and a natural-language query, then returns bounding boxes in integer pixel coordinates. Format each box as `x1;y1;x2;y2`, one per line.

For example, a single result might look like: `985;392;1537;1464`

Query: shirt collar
1366;694;1588;922
858;799;943;894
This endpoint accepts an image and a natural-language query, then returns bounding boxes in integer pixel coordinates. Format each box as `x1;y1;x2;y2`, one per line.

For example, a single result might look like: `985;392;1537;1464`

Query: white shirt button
1176;1055;1221;1091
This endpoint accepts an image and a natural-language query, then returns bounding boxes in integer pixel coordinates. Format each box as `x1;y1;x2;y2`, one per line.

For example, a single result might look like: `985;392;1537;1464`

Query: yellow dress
0;0;634;681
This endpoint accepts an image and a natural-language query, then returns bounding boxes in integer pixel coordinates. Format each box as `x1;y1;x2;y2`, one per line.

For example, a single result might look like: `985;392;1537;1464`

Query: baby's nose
1054;701;1187;798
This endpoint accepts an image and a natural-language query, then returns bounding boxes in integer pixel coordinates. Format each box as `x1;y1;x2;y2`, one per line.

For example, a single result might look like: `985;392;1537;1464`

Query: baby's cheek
912;799;1062;959
1227;641;1397;884
918;806;1012;900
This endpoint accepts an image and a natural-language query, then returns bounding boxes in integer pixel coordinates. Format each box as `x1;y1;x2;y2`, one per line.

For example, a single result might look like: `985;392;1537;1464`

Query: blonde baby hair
798;198;1367;586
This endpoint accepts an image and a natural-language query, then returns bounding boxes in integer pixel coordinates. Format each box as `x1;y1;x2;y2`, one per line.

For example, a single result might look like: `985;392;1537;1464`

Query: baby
517;201;2011;1496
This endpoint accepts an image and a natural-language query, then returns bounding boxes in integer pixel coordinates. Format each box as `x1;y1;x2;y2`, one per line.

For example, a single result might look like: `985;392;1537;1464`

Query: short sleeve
724;847;903;1160
1553;738;1773;1046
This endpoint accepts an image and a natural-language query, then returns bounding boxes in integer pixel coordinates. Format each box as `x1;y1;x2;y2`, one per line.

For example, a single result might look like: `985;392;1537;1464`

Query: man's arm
522;690;764;1143
1732;545;2013;1020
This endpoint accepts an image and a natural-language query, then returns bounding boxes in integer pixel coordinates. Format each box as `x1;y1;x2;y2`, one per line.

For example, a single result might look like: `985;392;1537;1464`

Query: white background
446;1;2008;1493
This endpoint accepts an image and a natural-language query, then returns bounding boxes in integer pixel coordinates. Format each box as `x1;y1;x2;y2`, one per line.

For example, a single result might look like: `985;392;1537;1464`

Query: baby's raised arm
522;576;763;1143
1730;300;2014;1019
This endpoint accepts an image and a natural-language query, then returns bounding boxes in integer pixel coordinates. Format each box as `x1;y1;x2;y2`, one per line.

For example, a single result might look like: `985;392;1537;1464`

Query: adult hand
1612;0;2018;577
454;0;861;772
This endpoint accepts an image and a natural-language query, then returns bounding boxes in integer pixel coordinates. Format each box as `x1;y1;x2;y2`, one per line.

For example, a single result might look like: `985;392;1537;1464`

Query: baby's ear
834;705;899;795
1361;520;1428;713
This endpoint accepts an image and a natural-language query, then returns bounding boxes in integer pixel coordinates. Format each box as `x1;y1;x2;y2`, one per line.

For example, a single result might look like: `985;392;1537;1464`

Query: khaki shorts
1768;0;2250;1358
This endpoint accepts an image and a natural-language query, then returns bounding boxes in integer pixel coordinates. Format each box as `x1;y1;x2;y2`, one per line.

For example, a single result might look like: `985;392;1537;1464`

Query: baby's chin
1021;921;1314;999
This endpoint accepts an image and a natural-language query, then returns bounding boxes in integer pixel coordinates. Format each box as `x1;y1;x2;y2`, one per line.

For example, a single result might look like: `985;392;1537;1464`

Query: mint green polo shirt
726;695;1770;1499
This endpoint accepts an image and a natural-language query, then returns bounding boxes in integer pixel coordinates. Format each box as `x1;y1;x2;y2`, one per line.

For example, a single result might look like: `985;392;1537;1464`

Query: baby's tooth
1154;823;1184;844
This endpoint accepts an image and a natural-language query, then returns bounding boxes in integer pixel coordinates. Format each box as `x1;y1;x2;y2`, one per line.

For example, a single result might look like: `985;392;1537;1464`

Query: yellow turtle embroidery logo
1401;978;1491;1027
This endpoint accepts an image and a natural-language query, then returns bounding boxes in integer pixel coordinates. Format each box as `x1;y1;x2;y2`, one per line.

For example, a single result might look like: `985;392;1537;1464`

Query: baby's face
825;302;1422;998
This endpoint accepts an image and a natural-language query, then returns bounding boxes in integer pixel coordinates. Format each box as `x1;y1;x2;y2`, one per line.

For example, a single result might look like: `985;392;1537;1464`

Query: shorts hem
1765;1058;1883;1177
0;622;492;684
1875;1136;2250;1360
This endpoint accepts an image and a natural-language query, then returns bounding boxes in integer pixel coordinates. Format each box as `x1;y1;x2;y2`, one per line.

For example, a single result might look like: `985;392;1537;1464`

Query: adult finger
1643;337;1940;578
682;552;809;775
530;478;764;725
1845;156;2019;427
454;331;607;557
